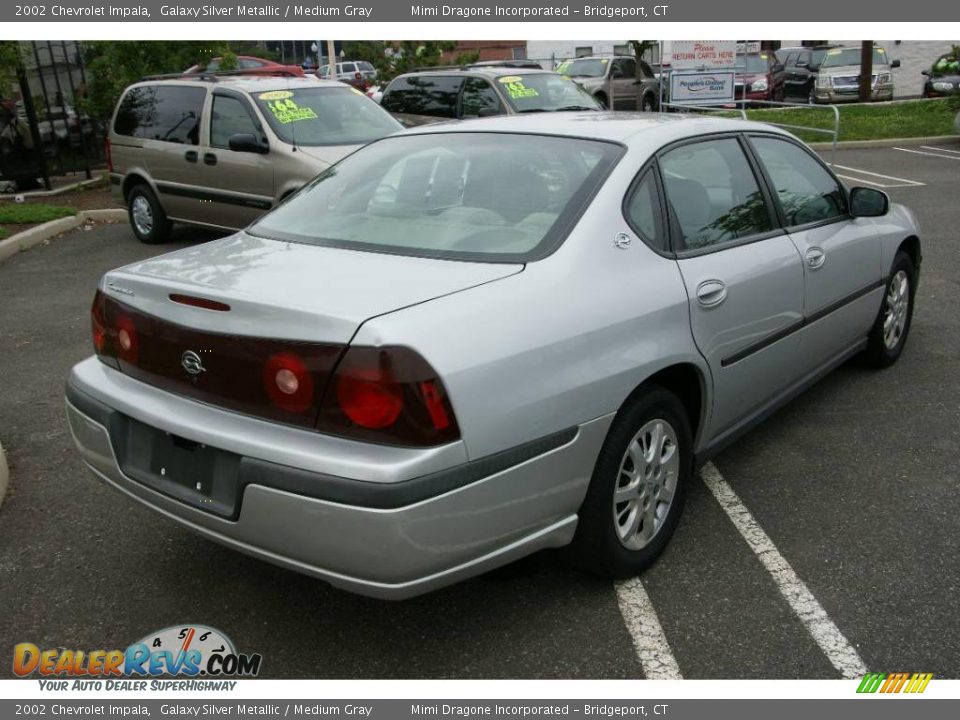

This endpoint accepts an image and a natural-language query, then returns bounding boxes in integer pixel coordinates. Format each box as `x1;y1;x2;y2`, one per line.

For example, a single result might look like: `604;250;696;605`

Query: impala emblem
181;350;206;376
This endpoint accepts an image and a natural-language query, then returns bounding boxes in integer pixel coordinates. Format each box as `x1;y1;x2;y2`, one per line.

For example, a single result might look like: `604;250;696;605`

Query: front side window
210;94;261;149
459;78;502;118
253;86;401;146
249;132;623;262
750;136;847;227
659;138;772;250
140;86;205;145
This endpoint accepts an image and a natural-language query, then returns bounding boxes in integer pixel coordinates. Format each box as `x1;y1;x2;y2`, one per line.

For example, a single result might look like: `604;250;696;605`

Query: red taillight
263;352;315;414
104;138;112;173
115;312;139;364
336;369;403;429
318;346;460;447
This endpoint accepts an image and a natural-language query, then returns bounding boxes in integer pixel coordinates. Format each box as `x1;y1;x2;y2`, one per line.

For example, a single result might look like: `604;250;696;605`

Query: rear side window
381;76;463;118
624;170;665;251
342;63;357;74
140;86;205;145
660;138;772;251
750;136;847;227
114;85;155;138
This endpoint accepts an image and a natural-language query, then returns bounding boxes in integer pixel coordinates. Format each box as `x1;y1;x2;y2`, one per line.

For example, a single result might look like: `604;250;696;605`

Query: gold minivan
108;75;403;243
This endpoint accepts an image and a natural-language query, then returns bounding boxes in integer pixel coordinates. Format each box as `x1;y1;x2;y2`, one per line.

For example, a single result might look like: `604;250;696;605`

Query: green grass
0;203;76;225
0;227;8;241
723;99;957;143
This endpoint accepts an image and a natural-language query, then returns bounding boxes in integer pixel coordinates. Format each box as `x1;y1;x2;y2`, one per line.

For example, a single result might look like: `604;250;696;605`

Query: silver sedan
66;113;920;599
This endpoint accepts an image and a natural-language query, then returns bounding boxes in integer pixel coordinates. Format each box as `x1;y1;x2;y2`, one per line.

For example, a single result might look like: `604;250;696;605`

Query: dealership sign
671;41;737;70
670;71;736;105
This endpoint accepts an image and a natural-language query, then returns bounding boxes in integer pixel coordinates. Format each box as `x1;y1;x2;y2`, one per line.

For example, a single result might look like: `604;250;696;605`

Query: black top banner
2;0;953;22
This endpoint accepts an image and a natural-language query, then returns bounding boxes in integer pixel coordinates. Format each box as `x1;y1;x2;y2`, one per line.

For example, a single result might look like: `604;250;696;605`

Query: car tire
862;251;916;368
641;93;656;112
127;184;171;244
570;386;692;579
594;92;609;109
808;86;818;104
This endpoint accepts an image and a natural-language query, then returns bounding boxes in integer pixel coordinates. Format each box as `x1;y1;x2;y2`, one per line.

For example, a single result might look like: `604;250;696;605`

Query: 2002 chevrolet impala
66;113;920;599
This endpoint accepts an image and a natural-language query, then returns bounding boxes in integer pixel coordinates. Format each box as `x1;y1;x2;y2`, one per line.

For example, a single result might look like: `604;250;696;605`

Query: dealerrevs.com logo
13;624;262;689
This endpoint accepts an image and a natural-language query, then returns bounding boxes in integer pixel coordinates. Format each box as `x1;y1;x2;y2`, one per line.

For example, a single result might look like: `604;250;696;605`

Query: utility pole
859;41;874;103
326;39;337;78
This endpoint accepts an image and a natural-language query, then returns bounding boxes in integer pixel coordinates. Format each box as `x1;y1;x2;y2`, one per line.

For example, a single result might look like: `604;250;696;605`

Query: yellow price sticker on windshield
265;97;318;124
498;77;540;99
258;90;294;101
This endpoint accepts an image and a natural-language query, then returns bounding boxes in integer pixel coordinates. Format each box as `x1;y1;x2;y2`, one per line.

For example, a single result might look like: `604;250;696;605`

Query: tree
341;41;470;84
858;41;874;103
81;41;235;121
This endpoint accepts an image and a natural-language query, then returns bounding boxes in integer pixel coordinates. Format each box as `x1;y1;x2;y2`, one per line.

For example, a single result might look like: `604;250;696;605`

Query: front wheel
570;387;692;578
862;251;916;367
641;93;656;112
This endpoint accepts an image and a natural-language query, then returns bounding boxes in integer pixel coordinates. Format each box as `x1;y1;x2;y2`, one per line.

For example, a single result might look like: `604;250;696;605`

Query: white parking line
892;146;960;161
700;462;868;679
615;576;683;679
920;145;960;155
829;164;925;188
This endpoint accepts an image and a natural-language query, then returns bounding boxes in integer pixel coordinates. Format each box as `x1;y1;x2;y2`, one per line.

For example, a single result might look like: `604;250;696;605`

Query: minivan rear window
252;86;402;146
381;75;464;118
113;84;205;145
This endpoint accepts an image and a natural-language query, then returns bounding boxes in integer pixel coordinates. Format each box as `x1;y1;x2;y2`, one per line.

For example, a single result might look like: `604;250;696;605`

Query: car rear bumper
65;357;610;599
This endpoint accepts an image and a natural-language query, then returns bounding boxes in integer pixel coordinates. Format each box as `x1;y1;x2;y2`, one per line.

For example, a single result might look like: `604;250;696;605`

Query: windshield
253;86;402;146
561;58;609;78
735;54;770;74
497;74;602;112
820;47;888;69
249;132;623;262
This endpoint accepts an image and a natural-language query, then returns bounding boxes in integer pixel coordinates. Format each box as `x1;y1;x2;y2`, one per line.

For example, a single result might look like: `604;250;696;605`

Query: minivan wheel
641;94;656;112
594;92;609;109
862;251;916;368
127;184;171;244
570;387;691;578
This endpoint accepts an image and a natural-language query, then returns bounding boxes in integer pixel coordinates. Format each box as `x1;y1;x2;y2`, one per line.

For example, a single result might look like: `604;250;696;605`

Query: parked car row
775;45;899;104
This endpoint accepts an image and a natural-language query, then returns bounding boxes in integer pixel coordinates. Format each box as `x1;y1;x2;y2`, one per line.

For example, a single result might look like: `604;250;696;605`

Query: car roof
132;76;342;92
395;111;793;147
394;67;554;80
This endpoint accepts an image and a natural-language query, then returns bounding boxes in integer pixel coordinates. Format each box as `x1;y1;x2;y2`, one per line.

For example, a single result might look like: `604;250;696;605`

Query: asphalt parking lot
0;139;958;679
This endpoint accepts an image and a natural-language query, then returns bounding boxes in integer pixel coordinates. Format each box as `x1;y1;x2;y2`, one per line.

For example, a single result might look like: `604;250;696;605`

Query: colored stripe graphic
857;672;932;693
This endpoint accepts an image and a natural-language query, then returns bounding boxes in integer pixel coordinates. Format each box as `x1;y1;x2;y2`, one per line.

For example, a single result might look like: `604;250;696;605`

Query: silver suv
812;46;900;104
559;55;660;111
108;75;401;243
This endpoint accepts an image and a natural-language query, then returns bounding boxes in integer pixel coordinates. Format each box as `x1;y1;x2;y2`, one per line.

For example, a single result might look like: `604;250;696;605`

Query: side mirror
850;187;889;217
228;133;268;154
921;69;930;76
891;59;901;69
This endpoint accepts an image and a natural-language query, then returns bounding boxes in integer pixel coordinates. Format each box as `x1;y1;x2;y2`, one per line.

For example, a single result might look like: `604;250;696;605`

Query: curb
0;440;8;510
0;208;127;265
0;175;107;200
809;135;959;150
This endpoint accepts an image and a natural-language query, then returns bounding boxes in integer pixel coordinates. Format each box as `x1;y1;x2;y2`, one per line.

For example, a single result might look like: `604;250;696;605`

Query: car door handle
696;279;727;308
184;150;198;163
203;153;218;166
806;247;826;270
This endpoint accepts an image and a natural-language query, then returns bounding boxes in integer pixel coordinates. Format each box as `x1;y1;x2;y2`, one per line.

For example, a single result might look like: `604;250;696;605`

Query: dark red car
184;56;305;77
734;52;786;104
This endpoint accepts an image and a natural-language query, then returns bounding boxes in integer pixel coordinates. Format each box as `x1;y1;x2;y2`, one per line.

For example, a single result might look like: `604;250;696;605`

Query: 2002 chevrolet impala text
66;113;920;599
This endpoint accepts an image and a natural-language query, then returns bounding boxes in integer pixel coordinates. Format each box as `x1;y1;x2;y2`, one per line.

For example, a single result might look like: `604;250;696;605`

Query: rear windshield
249;132;623;262
252;86;402;146
820;47;888;69
496;74;602;112
561;59;609;78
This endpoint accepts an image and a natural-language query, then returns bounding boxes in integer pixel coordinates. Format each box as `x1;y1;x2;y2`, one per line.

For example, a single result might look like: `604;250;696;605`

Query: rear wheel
594;92;609;109
641;93;656;112
862;251;916;368
571;387;692;578
127;184;171;244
